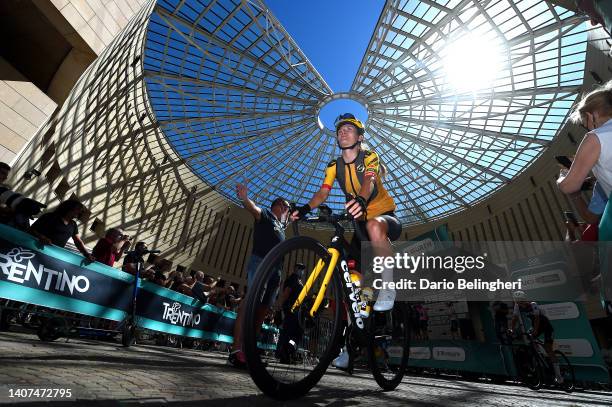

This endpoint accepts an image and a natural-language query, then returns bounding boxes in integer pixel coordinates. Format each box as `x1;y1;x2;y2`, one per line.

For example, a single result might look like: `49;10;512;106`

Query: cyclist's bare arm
357;174;374;200
308;187;331;209
291;188;330;221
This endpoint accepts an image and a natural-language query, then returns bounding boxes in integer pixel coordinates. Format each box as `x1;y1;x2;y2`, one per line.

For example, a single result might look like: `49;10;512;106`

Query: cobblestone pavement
0;331;611;406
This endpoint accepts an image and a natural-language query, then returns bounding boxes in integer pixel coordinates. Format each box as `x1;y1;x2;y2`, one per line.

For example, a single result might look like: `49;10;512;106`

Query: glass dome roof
143;0;590;225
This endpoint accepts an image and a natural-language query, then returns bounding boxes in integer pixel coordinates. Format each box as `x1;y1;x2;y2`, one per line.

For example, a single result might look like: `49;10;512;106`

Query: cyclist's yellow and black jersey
322;149;396;220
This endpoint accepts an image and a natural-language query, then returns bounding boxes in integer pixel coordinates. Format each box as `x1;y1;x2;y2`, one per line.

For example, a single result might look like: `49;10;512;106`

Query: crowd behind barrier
0;223;279;347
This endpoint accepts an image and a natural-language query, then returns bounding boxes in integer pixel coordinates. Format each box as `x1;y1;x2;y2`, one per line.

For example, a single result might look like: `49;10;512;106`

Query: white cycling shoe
373;288;396;312
332;347;349;369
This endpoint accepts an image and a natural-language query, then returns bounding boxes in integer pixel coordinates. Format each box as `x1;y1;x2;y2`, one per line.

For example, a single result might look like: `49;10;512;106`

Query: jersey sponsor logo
356;164;365;172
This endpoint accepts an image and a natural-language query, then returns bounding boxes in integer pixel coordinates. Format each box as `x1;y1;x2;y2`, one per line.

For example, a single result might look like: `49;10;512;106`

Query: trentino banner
0;224;270;343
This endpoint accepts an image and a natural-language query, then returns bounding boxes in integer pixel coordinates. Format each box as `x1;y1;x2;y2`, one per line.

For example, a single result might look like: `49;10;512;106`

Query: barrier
0;224;276;343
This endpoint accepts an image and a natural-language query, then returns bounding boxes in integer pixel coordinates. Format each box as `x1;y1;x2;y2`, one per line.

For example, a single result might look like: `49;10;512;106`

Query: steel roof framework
143;0;591;225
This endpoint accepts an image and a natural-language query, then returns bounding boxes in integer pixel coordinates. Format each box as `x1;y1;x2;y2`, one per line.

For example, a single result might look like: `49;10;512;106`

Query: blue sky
264;0;384;128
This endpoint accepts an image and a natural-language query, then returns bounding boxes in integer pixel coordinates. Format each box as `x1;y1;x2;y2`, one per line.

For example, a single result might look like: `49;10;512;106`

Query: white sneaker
332;347;349;369
373;289;396;311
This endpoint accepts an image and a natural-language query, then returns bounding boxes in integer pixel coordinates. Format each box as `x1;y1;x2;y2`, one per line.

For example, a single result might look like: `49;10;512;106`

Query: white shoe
332;347;349;369
373;289;396;311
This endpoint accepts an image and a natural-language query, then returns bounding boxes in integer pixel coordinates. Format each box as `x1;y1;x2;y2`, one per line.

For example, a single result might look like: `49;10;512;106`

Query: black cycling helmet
334;113;365;135
334;113;365;150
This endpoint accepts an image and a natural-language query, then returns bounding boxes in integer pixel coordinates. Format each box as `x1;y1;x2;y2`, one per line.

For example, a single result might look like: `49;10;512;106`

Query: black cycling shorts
355;211;402;241
378;212;402;241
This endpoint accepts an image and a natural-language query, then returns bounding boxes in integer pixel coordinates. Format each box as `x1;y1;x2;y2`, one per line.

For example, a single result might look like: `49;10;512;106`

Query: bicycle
510;330;575;392
242;209;410;400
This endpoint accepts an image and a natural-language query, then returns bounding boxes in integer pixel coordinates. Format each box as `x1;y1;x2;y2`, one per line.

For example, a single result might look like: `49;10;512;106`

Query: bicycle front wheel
242;236;343;400
554;350;575;392
367;302;410;390
518;346;544;390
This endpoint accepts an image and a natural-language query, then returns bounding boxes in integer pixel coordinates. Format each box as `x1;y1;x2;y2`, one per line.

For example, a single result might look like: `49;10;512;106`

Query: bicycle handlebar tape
296;203;311;220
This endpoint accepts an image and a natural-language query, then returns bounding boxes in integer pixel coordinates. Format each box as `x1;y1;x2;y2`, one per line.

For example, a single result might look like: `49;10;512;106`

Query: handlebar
298;212;370;242
507;330;544;345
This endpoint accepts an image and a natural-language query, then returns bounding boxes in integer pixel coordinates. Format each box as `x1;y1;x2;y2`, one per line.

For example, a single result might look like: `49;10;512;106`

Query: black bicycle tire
554;350;575;392
367;303;410;390
522;346;544;390
243;236;343;400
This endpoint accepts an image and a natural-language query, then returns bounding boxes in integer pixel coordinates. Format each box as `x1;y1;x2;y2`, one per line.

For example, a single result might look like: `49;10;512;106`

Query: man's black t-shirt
31;213;78;248
282;273;303;311
252;208;285;258
122;251;145;272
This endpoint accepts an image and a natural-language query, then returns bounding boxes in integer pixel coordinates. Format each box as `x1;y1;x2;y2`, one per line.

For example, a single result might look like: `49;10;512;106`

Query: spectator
416;303;429;340
0;164;45;229
492;301;510;345
168;272;185;291
190;271;210;302
92;227;130;267
0;162;10;186
208;279;228;308
411;304;422;340
566;181;608;241
122;241;155;279
153;265;176;288
448;301;459;340
0;162;12;227
30;199;95;261
228;183;290;368
276;263;305;363
576;0;612;36
558;81;612;212
225;285;240;310
153;269;169;286
167;270;195;296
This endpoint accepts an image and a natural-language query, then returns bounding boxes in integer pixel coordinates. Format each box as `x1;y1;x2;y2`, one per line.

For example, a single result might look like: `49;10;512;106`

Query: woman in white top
558;81;612;239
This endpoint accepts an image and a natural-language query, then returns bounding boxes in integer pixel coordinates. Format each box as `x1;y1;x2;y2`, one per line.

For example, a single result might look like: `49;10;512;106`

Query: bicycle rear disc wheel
367;302;410;390
554;350;575;392
243;236;343;400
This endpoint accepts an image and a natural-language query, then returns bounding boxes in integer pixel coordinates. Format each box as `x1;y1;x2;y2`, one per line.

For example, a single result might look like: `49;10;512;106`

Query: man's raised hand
236;183;248;201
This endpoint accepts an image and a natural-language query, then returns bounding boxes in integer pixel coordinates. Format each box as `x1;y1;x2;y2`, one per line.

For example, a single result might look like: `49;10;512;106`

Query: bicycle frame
290;217;366;329
291;249;340;317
